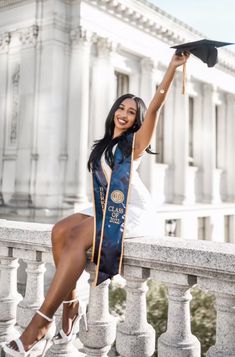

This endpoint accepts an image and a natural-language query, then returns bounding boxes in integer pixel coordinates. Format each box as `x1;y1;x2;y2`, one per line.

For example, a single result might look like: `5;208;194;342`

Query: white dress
80;152;159;239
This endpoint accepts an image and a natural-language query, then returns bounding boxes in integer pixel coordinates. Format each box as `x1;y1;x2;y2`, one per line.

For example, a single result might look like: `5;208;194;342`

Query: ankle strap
63;297;79;304
36;310;54;322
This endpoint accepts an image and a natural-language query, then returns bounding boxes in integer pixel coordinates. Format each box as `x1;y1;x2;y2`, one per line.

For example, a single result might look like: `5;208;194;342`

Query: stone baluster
152;271;200;357
198;277;235;357
0;255;21;344
116;265;155;357
17;254;47;330
79;262;116;357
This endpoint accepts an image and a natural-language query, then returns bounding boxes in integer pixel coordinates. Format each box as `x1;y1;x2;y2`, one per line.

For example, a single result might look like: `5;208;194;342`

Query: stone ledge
0;219;52;252
123;236;235;279
1;220;235;281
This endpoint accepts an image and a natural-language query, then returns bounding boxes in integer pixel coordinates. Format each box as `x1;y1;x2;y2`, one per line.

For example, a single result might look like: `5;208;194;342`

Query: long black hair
87;93;153;172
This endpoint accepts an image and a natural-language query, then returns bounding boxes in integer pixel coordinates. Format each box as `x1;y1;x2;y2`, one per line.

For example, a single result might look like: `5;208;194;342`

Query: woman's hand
169;51;190;68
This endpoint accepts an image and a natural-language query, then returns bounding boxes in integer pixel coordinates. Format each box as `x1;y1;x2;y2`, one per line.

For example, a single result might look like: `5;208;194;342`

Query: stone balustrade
0;219;235;357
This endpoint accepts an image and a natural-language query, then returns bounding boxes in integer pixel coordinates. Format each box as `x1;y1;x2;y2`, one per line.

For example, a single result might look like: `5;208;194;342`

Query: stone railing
0;219;235;357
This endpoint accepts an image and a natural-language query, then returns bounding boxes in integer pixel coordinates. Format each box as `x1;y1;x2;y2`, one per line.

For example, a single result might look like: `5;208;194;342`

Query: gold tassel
182;62;186;95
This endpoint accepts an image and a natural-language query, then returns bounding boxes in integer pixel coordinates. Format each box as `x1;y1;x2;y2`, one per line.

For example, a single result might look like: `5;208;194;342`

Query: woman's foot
53;298;88;344
4;311;54;354
61;299;80;335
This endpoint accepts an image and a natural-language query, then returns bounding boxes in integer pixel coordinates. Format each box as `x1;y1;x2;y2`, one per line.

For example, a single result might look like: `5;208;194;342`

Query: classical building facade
0;0;235;241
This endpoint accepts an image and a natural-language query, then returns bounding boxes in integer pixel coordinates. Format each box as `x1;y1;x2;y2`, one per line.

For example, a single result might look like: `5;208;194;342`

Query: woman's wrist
168;60;178;71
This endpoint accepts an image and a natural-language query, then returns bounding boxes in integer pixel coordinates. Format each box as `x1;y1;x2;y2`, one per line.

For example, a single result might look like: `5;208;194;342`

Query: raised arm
134;52;189;159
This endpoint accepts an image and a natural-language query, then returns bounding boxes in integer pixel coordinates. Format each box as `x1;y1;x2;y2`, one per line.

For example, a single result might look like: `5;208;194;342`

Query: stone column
30;24;70;211
89;36;116;143
225;94;235;202
192;94;203;202
215;101;226;201
198;277;235;357
201;84;217;203
172;73;189;204
17;259;46;330
9;25;39;208
0;257;21;343
139;57;156;193
64;27;92;207
116;266;155;357
0;32;11;205
152;271;200;357
163;85;175;202
79;262;116;357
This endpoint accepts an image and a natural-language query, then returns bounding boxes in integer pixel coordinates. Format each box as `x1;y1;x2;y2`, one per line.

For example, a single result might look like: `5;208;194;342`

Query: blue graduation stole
91;133;135;286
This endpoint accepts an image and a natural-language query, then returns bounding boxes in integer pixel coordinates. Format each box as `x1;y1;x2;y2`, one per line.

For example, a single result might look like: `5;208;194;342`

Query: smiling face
113;98;137;137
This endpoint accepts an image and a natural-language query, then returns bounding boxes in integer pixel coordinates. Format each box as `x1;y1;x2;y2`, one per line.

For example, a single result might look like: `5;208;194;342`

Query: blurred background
0;0;235;242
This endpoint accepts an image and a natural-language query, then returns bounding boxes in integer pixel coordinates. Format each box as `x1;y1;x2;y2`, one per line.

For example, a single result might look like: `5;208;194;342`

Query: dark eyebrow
119;104;137;112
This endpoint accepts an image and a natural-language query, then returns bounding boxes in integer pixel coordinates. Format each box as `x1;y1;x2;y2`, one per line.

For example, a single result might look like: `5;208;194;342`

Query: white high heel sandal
53;297;88;345
3;310;56;357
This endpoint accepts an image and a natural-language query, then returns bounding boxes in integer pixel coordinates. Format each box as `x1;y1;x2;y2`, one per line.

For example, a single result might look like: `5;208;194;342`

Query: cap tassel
182;62;186;95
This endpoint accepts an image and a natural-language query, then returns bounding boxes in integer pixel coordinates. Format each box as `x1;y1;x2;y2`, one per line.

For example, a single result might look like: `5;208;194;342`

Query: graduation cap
171;39;234;94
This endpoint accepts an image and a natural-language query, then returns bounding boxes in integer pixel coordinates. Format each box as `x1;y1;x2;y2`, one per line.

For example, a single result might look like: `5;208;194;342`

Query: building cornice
85;0;198;45
136;0;203;37
1;0;235;73
0;0;29;10
85;0;235;74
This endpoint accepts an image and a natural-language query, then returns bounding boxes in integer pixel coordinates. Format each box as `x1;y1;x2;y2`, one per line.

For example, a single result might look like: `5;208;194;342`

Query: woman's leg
51;213;90;333
8;215;94;352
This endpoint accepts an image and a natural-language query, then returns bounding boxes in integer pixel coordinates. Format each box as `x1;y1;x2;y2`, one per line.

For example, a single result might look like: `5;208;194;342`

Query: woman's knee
51;213;88;247
64;222;92;252
51;221;69;247
64;225;82;250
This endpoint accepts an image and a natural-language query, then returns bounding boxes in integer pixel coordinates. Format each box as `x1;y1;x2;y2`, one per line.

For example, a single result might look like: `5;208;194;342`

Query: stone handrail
0;219;235;357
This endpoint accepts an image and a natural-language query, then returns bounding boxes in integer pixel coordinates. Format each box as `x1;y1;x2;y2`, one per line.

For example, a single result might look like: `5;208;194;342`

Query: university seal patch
111;190;124;204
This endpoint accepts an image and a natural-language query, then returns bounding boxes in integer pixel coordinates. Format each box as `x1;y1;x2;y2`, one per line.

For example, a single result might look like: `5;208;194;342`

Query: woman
4;52;189;356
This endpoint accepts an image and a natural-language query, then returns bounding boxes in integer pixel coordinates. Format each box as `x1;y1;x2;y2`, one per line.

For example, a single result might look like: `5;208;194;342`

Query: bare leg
51;213;90;333
8;215;94;352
